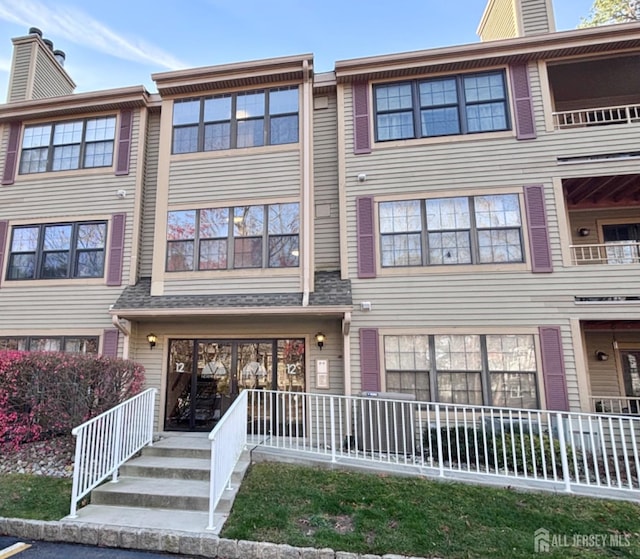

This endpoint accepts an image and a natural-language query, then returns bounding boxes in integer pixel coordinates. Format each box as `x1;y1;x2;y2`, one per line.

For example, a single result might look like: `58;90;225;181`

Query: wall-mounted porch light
578;227;591;237
147;333;157;350
315;332;326;350
595;350;609;361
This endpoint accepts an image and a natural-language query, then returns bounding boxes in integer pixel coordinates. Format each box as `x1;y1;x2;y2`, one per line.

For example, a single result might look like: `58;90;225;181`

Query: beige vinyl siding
162;273;301;296
139;111;161;277
128;317;345;429
585;331;622;398
31;48;74;99
569;207;640;246
520;0;553;36
478;0;518;41
168;149;301;206
8;42;32;102
340;71;640;412
313;93;340;272
0;111;144;328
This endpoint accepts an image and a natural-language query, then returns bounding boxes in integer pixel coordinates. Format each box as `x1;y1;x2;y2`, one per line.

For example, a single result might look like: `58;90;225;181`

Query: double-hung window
166;203;299;271
384;334;538;408
7;221;107;280
374;71;509;141
172;86;299;154
19;117;116;174
0;336;98;353
379;194;523;267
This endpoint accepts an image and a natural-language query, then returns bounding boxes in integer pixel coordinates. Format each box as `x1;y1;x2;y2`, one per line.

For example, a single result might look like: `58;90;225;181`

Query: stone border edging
0;517;434;559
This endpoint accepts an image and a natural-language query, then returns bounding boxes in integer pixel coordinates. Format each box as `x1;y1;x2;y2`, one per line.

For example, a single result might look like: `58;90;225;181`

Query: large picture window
0;336;98;353
172;86;299;154
19;117;116;174
7;221;107;280
379;194;523;267
374;71;509;141
166;203;299;271
383;334;538;408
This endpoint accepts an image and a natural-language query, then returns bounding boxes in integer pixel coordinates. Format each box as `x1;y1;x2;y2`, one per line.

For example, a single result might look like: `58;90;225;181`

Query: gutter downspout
111;313;131;360
301;58;312;307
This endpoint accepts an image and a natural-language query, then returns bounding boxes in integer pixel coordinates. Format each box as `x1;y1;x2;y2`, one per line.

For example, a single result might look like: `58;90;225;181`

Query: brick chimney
7;27;75;103
477;0;556;41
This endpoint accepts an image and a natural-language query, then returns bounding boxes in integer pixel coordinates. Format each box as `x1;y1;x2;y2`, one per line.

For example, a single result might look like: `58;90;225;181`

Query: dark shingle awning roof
111;271;352;318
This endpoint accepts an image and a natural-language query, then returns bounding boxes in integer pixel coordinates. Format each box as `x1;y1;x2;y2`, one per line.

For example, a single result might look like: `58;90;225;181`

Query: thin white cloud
0;56;11;72
0;0;187;70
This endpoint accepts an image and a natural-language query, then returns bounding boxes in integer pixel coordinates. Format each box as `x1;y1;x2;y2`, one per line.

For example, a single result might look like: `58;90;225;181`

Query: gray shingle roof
112;271;351;311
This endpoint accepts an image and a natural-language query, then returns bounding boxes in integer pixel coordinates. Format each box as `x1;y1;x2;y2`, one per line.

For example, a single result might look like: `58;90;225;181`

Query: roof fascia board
110;306;352;319
0;86;151;121
335;23;640;80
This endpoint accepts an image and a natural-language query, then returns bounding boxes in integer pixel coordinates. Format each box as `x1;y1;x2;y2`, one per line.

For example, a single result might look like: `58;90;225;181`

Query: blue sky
0;0;595;97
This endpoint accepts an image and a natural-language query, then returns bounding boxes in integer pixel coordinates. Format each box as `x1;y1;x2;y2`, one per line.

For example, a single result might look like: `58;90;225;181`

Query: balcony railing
553;104;640;130
570;242;640;265
592;396;640;415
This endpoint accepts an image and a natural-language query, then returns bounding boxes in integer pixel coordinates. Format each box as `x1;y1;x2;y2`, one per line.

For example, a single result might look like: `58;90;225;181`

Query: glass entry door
164;338;305;431
620;350;640;413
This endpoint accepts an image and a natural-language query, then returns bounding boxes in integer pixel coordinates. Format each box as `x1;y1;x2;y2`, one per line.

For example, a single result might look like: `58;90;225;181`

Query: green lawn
222;463;640;559
0;474;72;521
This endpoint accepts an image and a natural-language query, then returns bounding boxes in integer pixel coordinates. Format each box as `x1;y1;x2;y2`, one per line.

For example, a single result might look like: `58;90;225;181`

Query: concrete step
68;504;220;534
120;455;211;481
214;455;251;514
142;435;210;460
91;476;210;511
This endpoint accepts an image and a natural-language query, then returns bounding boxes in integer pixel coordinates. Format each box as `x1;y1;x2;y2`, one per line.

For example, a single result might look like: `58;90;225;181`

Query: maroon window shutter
0;220;7;288
102;328;119;358
509;63;536;140
2;122;21;185
356;196;376;278
360;328;380;392
115;109;133;176
539;326;569;411
107;213;126;286
352;82;372;154
524;184;552;273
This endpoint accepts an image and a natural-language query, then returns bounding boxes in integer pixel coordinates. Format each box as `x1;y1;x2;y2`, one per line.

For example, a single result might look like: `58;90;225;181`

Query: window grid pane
172;88;298;153
375;71;509;142
20;117;115;174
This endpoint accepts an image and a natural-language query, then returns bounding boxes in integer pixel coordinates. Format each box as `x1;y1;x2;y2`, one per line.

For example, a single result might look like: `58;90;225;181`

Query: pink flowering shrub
0;350;145;450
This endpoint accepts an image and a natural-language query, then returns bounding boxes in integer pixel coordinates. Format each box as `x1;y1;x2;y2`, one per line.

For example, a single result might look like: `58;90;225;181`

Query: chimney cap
53;49;66;66
28;27;42;37
43;38;54;50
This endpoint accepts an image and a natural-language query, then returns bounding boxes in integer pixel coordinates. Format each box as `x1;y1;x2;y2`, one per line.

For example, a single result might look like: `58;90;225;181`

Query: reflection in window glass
270;88;298;115
20;117;116;174
379;200;422;267
167;211;196;240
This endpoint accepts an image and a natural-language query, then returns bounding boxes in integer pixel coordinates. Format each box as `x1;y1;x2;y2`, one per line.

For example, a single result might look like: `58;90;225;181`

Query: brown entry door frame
164;337;305;432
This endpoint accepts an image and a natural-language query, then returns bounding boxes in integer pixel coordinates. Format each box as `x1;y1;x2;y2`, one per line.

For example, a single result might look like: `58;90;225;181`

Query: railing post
207;435;216;531
435;404;444;478
112;405;123;483
69;432;84;518
556;412;572;493
330;397;336;463
148;389;157;446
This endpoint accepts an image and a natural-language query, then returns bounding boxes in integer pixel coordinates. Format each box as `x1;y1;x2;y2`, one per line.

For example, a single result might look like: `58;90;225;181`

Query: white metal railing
246;390;640;499
592;396;640;415
553;104;640;130
570;242;640;265
69;388;157;517
207;389;248;531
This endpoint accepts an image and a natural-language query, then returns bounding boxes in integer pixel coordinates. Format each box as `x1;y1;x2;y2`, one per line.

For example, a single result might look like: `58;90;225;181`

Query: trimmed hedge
426;424;573;477
0;350;145;449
